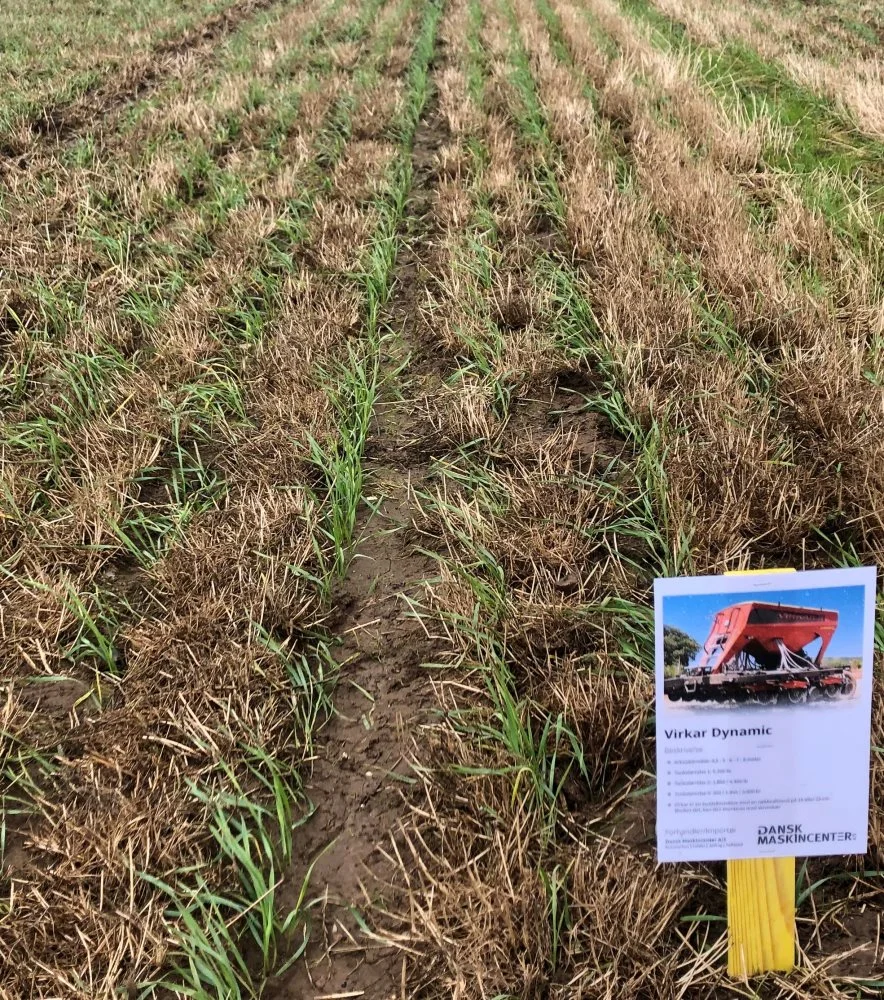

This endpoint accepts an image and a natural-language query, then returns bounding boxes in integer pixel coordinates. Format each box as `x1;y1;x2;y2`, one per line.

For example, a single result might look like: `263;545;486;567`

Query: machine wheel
787;688;807;705
668;688;682;702
754;690;778;706
823;683;840;700
841;675;856;698
807;685;823;704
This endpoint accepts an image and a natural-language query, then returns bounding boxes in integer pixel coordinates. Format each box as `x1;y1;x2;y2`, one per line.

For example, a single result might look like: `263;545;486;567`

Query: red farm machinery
664;600;857;704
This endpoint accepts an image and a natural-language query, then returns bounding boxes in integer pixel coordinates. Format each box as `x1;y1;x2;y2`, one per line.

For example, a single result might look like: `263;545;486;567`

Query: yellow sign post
727;856;795;975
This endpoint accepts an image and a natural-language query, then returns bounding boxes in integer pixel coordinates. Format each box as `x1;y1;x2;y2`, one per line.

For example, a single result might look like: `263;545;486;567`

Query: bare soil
276;482;437;999
271;101;451;1000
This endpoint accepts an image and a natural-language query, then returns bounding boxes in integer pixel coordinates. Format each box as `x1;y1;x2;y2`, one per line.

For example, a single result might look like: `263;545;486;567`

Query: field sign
653;566;876;974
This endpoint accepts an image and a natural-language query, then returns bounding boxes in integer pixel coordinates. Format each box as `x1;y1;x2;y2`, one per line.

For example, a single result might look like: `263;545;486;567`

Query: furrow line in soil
276;18;452;1000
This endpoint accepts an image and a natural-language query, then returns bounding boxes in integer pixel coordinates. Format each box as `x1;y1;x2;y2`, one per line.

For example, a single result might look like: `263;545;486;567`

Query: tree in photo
664;626;700;669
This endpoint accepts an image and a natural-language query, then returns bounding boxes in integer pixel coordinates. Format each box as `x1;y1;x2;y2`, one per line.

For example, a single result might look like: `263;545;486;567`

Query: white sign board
655;566;876;863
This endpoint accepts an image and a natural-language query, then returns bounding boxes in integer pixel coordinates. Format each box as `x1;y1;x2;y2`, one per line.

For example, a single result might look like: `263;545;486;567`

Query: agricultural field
1;0;883;996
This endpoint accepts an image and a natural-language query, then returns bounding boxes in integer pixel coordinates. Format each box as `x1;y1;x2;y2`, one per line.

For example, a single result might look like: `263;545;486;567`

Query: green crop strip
499;0;567;219
389;0;625;862
409;457;595;842
140;640;338;999
509;2;690;582
540;256;695;590
465;0;488;101
305;0;443;579
531;0;631;182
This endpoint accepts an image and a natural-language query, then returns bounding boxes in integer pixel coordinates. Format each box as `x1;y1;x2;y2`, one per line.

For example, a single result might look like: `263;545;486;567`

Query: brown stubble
4;0;882;995
514;0;815;567
0;0;402;664
515;0;884;989
553;0;811;335
563;0;771;169
386;0;883;994
0;0;404;680
0;0;391;547
559;0;881;310
0;0;359;346
3;0;289;157
399;660;687;998
2;628;315;995
0;0;240;158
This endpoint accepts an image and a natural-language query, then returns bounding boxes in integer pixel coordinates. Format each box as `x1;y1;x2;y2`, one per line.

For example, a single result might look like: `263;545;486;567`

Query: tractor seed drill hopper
664;601;856;704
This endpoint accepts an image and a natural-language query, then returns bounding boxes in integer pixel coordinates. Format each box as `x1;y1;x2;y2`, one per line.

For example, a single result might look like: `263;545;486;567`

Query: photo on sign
654;566;876;864
662;583;865;709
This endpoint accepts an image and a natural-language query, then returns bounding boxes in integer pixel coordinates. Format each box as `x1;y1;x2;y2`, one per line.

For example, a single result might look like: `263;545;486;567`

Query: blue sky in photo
663;584;866;663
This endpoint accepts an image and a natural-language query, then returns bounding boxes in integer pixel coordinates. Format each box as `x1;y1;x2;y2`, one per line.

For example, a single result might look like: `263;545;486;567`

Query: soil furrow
276;69;451;1000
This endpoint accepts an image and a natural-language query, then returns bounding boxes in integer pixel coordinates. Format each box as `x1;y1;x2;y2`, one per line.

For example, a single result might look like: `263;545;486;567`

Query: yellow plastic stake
727;857;795;976
724;568;796;977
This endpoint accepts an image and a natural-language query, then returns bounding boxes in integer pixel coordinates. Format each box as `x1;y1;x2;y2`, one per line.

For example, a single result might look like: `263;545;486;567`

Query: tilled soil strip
275;68;450;1000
